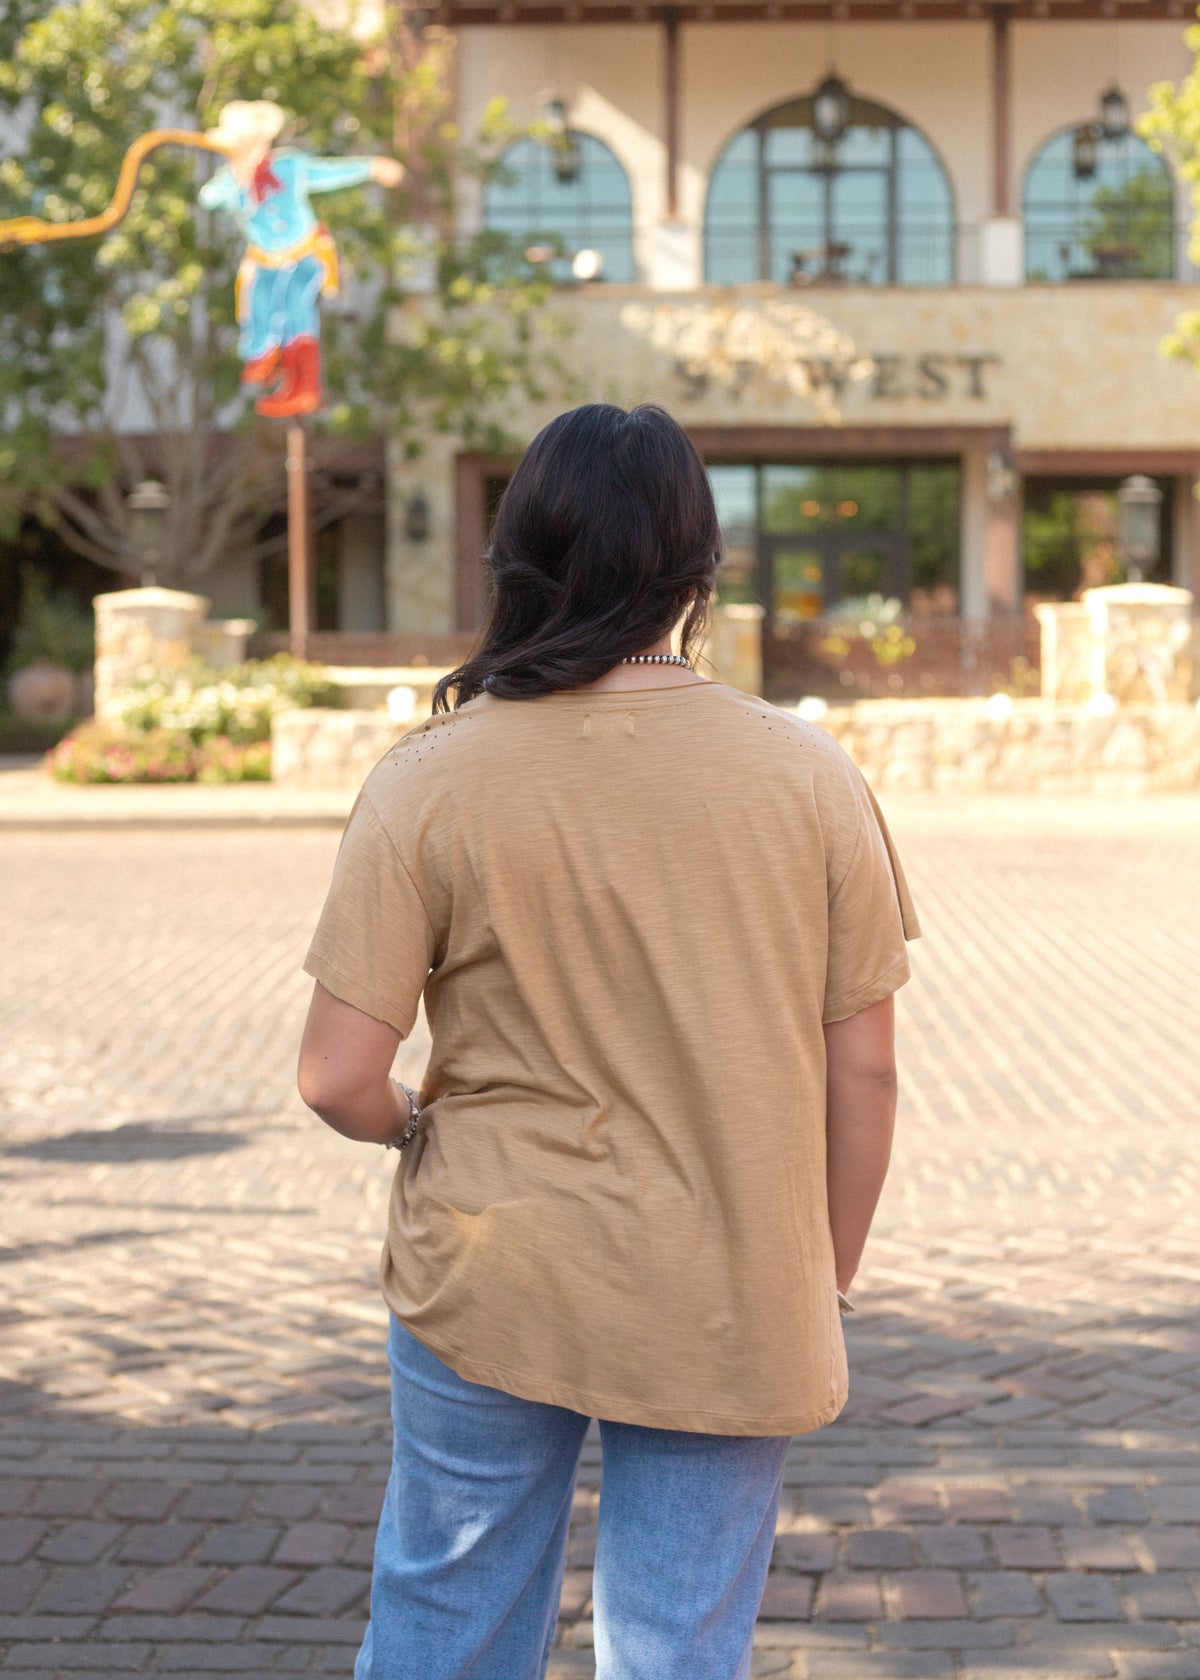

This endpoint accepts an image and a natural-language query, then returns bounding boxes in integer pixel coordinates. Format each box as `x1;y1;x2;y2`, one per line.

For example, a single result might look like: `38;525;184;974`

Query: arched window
705;94;955;286
1023;127;1174;281
483;133;635;283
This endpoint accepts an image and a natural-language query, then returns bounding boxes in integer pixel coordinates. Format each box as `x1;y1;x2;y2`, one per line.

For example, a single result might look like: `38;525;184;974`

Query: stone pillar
984;476;1021;616
642;221;700;290
1082;583;1194;704
1171;472;1200;602
385;434;457;633
92;587;209;718
1034;602;1091;702
961;451;1018;616
697;602;764;696
959;451;989;620
979;217;1024;286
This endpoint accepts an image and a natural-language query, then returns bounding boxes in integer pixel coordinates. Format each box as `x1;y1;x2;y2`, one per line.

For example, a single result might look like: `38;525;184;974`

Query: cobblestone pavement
1;799;1198;1679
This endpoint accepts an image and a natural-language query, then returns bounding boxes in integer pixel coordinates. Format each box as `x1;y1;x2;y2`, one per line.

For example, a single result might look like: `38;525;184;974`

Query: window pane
709;465;759;604
484;133;635;283
1023;129;1174;281
705;95;955;285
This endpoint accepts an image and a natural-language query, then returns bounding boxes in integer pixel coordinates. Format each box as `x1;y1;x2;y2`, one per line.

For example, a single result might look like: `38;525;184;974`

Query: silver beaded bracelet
386;1082;422;1152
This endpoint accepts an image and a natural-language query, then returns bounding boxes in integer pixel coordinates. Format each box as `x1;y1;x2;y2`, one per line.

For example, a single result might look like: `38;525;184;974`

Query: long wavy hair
432;403;722;711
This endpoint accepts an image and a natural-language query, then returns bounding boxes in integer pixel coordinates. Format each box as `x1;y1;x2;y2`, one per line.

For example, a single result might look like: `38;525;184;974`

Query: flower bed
48;656;337;784
49;724;271;785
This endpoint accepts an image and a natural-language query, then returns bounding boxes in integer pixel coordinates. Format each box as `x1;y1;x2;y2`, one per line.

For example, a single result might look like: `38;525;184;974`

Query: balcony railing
763;612;1042;704
1023;220;1183;284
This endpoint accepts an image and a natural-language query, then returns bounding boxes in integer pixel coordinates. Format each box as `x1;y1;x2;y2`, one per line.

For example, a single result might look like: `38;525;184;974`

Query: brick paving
1;799;1198;1678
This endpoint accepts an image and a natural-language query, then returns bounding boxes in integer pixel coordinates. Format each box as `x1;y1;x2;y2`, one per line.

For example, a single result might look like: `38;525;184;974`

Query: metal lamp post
1117;474;1162;584
126;479;171;586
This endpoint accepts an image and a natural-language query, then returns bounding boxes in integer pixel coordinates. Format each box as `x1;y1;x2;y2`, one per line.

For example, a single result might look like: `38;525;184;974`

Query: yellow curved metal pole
0;128;228;248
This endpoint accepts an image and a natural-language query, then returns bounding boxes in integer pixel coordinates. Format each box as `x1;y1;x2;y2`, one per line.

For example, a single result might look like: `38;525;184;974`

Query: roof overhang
434;0;1188;23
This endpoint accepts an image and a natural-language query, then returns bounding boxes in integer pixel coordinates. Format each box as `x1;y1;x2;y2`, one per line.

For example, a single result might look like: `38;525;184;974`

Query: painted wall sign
673;351;1001;404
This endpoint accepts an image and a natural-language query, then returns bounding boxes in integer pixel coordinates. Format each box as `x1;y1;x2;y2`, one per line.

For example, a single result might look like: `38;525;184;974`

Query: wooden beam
687;423;1011;458
286;423;311;661
991;4;1012;216
664;6;681;220
437;1;1189;25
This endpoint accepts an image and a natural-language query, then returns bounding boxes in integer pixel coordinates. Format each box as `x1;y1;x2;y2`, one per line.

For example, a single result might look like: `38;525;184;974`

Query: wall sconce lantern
546;98;582;186
1117;473;1162;583
812;75;851;146
404;489;431;543
986;448;1017;504
1099;84;1130;140
1072;123;1100;181
126;478;171;586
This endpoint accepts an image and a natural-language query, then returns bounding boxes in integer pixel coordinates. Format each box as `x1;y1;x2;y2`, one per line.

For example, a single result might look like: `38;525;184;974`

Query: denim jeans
354;1316;791;1680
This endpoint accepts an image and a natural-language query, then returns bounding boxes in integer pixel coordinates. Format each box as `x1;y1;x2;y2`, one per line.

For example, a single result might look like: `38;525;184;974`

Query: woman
298;402;920;1680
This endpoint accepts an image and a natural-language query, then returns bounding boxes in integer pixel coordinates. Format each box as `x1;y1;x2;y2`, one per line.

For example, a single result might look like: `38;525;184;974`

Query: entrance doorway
708;459;960;698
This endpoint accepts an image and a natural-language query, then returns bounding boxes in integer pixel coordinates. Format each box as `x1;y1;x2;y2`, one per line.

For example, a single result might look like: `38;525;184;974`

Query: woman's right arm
824;994;898;1297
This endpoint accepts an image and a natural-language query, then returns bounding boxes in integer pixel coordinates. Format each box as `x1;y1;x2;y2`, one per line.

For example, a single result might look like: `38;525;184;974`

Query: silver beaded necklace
620;652;691;668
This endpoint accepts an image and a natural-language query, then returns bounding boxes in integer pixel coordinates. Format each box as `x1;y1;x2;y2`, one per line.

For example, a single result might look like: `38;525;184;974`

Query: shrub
7;568;95;676
50;724;198;784
49;725;274;785
195;738;272;784
107;655;340;745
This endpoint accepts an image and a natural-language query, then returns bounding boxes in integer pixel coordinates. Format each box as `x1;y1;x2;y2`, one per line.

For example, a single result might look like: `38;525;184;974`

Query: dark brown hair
432;403;721;710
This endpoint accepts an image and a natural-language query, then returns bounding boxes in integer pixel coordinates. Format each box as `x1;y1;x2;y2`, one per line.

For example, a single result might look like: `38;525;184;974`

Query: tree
1139;46;1200;362
0;0;561;586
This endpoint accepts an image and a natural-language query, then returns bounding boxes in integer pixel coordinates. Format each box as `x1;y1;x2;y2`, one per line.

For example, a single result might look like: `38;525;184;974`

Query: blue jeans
354;1316;790;1680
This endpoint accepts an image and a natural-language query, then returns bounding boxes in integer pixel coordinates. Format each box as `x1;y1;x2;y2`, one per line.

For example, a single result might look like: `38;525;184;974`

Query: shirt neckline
479;679;729;709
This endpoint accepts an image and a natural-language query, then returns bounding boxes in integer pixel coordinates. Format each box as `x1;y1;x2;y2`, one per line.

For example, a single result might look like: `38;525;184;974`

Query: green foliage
48;719;270;781
7;565;95;672
1140;46;1200;365
1084;165;1175;279
106;652;339;742
0;0;564;578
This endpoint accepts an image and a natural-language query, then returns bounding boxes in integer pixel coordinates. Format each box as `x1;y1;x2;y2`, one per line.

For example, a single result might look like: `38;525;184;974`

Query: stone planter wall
272;697;1200;795
817;699;1200;795
271;708;408;790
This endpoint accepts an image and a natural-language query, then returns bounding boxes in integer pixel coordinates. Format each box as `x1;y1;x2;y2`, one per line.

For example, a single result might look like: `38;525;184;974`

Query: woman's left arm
297;980;411;1145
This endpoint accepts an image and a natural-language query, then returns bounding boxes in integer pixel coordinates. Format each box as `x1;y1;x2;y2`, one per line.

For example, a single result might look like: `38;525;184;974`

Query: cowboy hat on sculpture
200;100;404;419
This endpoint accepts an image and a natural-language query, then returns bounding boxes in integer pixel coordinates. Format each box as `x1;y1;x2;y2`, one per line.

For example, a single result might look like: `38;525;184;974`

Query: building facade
380;0;1200;699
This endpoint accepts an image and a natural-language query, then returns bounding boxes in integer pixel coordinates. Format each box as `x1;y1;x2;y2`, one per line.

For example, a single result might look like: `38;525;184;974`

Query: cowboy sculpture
199;101;404;418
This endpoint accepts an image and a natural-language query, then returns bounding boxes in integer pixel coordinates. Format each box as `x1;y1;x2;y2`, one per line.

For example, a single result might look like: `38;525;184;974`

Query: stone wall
272;696;1200;794
271;709;407;790
817;698;1200;795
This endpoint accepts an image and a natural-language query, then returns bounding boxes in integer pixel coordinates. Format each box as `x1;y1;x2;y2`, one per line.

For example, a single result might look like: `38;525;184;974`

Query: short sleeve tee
304;680;920;1436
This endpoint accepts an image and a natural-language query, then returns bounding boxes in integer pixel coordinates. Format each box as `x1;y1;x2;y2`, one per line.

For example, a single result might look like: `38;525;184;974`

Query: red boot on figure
255;336;321;418
241;345;282;387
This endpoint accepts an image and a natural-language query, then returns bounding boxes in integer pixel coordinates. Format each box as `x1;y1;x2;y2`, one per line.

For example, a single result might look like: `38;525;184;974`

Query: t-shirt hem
389;1314;849;1438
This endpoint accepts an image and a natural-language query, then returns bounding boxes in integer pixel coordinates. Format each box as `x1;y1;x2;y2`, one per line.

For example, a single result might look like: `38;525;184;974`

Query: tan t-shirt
304;679;920;1435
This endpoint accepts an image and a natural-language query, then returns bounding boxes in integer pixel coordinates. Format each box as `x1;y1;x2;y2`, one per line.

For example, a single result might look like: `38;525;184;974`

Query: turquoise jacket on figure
198;150;373;254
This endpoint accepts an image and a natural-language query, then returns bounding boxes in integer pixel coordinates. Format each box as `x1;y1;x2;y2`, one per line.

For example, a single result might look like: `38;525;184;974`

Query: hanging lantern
1117;474;1162;583
812;75;851;146
1072;123;1099;181
1099;83;1130;140
546;98;581;185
